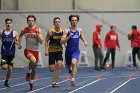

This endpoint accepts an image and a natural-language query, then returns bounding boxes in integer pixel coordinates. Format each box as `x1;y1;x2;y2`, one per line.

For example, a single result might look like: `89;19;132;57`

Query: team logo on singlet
2;38;13;42
71;33;79;38
26;33;36;38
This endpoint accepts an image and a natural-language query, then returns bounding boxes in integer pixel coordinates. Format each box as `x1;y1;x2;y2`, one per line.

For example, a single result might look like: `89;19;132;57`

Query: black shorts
49;51;63;65
1;54;15;66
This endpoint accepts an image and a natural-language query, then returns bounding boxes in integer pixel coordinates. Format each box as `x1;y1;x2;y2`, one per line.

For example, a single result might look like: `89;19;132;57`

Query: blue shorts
65;51;80;66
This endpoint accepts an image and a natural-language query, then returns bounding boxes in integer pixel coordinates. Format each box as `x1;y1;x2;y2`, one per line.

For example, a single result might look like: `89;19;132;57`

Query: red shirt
128;30;140;47
93;30;102;47
23;26;40;50
104;31;120;49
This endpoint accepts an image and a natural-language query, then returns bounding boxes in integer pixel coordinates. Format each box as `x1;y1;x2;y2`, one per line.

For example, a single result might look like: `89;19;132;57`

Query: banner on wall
78;51;90;67
124;51;139;69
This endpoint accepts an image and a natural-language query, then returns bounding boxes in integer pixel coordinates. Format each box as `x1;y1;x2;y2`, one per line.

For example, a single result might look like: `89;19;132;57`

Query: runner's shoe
30;83;34;91
4;82;10;87
52;82;59;88
71;78;76;87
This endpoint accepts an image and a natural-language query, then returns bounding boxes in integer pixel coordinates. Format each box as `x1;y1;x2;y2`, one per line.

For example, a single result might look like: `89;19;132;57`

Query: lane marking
68;76;140;93
27;79;68;93
0;77;52;91
109;80;130;93
68;78;106;93
27;71;110;93
109;77;140;93
13;76;92;92
0;74;67;83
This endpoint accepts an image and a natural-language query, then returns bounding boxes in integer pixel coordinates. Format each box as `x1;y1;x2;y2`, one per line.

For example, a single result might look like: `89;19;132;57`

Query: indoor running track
0;67;140;93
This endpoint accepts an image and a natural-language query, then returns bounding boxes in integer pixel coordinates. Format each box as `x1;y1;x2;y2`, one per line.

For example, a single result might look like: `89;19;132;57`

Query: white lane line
109;77;140;93
68;77;140;93
67;71;110;93
0;77;25;83
68;78;106;93
0;72;48;82
27;71;110;93
109;80;130;93
15;76;92;92
0;82;28;91
27;79;68;93
0;77;51;91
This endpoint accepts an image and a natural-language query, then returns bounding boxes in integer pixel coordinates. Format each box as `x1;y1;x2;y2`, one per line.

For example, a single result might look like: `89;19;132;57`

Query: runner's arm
14;31;19;45
36;28;43;44
79;29;88;47
45;30;51;56
60;29;72;44
18;30;25;49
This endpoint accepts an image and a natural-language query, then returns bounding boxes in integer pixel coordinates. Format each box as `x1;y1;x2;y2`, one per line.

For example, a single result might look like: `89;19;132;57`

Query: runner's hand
45;51;49;56
84;42;88;47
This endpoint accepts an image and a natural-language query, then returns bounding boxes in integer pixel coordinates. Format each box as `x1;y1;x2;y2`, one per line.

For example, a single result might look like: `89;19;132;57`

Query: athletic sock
30;80;33;84
71;78;75;81
28;70;32;74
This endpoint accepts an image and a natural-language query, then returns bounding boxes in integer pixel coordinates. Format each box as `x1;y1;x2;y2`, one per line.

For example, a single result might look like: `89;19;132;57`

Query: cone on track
35;75;39;80
66;76;70;80
4;76;6;80
97;75;101;80
128;75;132;80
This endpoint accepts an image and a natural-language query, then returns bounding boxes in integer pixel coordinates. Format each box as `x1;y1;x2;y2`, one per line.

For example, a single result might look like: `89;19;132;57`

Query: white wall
76;0;140;10
2;0;17;10
0;11;140;67
20;0;73;10
1;0;140;10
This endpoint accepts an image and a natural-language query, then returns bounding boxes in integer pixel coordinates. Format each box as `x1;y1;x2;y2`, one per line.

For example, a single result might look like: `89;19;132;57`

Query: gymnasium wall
0;11;140;67
1;0;140;10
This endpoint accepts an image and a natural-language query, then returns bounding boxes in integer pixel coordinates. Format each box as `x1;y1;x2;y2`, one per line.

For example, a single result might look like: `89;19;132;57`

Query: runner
0;18;19;87
61;15;88;86
45;17;64;87
18;15;43;91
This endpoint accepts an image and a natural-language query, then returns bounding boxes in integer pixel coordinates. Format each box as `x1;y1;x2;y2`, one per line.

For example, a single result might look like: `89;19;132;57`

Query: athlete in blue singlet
61;15;88;86
65;28;80;66
0;18;19;87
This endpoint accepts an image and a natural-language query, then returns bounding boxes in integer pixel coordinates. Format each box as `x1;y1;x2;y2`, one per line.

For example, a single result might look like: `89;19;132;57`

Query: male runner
45;17;64;87
61;15;88;86
19;15;43;91
0;18;19;87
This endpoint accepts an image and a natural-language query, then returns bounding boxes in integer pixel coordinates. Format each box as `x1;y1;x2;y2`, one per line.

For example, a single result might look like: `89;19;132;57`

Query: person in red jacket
103;25;120;70
92;24;104;70
128;25;140;70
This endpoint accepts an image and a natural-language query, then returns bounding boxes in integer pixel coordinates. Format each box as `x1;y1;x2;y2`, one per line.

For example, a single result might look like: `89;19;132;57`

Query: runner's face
54;19;61;28
70;17;78;27
5;21;12;30
27;17;35;27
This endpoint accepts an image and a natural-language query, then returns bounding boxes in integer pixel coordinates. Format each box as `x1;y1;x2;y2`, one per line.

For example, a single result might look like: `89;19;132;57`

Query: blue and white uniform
1;30;15;66
1;30;15;55
65;28;80;66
